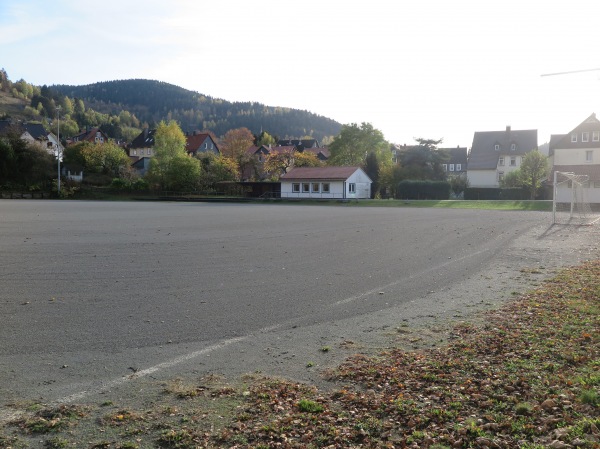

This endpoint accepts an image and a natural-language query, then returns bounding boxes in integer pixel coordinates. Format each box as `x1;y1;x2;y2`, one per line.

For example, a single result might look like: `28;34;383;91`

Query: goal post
552;171;598;225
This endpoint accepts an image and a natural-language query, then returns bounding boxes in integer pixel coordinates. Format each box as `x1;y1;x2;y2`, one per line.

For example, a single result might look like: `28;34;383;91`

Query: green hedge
465;187;530;200
396;180;451;200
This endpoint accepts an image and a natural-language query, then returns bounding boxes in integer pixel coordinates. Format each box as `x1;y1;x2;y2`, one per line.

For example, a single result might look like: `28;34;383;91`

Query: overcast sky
2;0;600;147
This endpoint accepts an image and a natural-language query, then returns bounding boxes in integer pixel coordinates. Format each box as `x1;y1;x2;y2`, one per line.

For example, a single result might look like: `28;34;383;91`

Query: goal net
552;171;599;225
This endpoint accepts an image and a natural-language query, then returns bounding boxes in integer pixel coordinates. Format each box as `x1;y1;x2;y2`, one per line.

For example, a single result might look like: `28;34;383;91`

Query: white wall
555;184;600;203
281;180;346;199
467;170;498;188
554;148;600;165
346;170;371;199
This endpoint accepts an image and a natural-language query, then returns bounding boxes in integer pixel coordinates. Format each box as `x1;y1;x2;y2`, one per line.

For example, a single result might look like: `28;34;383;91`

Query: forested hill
52;79;341;140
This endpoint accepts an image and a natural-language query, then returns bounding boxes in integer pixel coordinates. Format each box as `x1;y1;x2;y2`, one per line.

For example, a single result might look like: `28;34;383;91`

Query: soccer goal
552;171;599;225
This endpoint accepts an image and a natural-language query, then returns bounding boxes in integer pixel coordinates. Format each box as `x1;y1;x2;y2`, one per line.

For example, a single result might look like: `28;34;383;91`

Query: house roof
303;146;330;160
281;166;367;181
70;127;108;143
440;147;468;165
23;123;48;140
552;164;600;182
185;133;215;152
130;128;156;149
277;138;320;150
548;113;600;155
468;126;538;170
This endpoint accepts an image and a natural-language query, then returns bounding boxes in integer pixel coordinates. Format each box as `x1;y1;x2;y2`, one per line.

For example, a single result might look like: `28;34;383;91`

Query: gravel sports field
1;200;597;413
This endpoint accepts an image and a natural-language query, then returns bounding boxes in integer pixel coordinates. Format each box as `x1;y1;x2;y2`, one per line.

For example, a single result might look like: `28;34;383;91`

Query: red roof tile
281;166;363;180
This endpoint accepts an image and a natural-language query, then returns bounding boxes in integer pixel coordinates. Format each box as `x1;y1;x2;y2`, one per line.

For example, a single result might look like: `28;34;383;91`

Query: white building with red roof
280;166;372;199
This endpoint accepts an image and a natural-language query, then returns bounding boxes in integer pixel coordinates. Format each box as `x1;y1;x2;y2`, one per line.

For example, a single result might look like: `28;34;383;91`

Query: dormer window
494;144;500;151
511;143;516;151
572;134;578;143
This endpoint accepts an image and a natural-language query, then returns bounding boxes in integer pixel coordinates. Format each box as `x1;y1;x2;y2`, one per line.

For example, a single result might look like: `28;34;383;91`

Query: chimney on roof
506;126;511;133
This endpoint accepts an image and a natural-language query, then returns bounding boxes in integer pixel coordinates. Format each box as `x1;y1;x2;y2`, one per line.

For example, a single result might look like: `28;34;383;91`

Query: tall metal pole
56;106;61;195
552;170;557;224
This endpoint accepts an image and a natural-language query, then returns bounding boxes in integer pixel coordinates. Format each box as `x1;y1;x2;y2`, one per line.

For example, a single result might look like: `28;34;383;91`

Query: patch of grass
579;389;599;406
297;399;324;413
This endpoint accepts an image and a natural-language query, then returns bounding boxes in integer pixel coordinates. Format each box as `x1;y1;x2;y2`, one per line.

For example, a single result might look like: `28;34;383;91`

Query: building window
494;144;500;151
510;156;517;166
449;164;455;171
132;150;137;156
498;172;504;182
594;181;600;188
571;134;577;142
322;183;330;193
292;183;300;193
302;183;310;193
147;149;151;155
498;157;505;166
583;132;589;142
204;143;208;149
456;163;462;171
593;131;600;142
586;150;593;162
511;143;516;151
312;183;320;193
348;183;356;193
442;164;447;171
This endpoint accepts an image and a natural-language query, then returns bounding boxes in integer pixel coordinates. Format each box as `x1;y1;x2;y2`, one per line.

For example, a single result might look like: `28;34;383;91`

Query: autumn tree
198;153;239;187
220;127;254;178
256;131;277;147
520;150;548;199
328;122;390;167
263;148;296;180
147;120;201;190
80;141;130;177
293;151;322;168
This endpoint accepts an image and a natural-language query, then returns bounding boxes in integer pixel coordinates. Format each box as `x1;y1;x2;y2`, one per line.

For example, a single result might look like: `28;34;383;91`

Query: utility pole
56;106;61;195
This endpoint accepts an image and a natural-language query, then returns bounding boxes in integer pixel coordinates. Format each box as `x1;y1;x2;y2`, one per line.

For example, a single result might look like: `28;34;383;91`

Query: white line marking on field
6;250;489;413
331;249;490;307
55;324;286;405
56;336;246;405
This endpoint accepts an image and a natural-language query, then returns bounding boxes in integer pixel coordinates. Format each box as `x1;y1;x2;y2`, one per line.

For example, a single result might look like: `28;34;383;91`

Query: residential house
303;146;330;161
0;120;63;158
277;138;320;150
69;127;109;145
467;126;538;188
440;146;468;176
549;113;600;203
128;128;156;158
244;145;296;180
131;157;152;176
280;166;372;199
185;132;219;156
